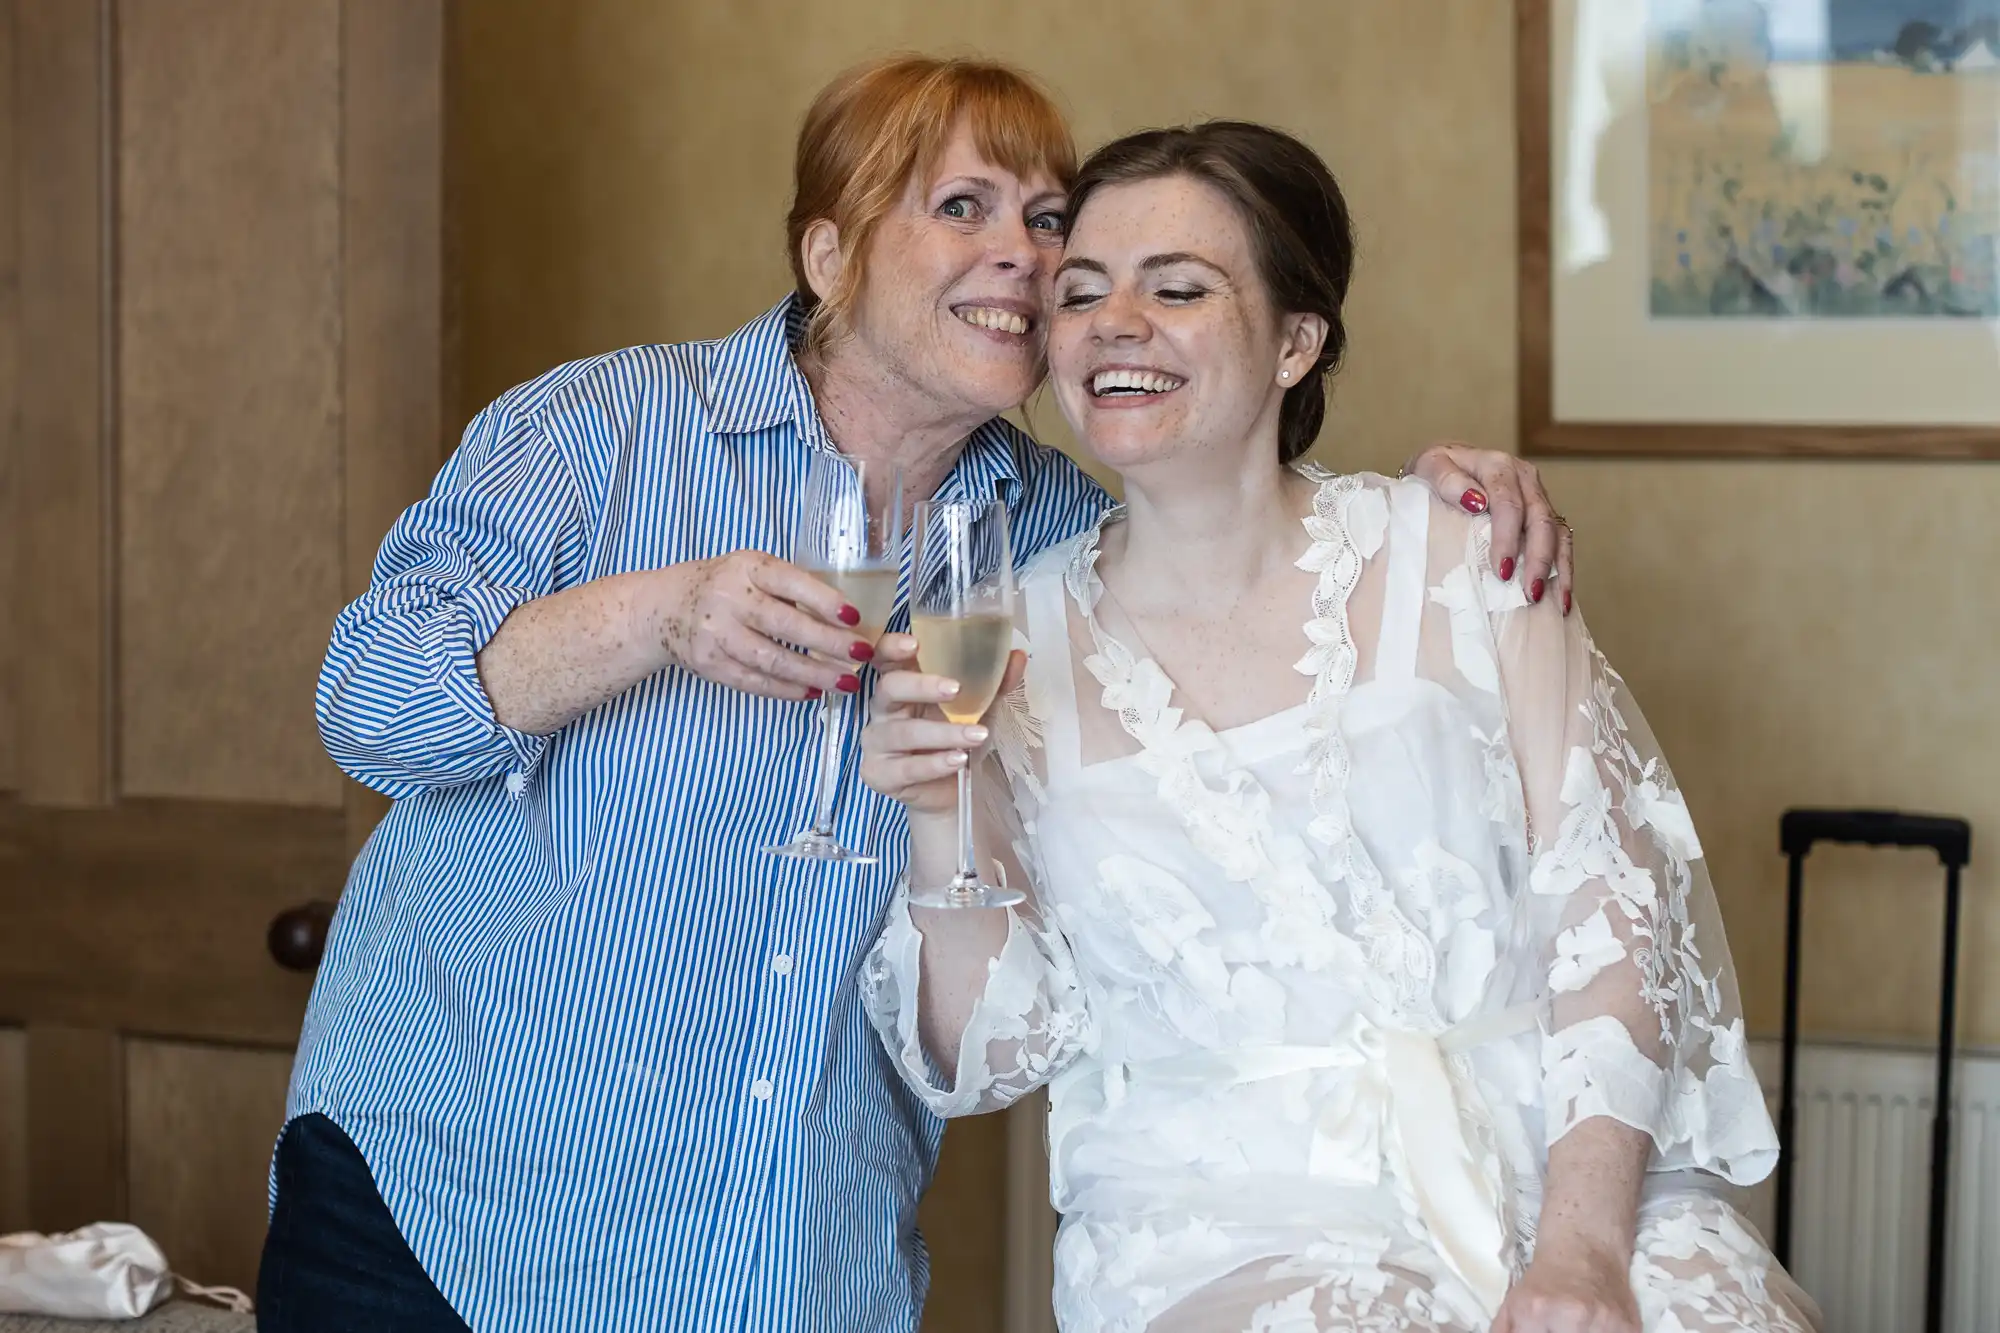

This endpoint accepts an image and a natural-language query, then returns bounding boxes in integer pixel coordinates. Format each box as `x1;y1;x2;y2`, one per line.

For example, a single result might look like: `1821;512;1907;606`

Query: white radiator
1004;1044;2000;1333
1742;1040;2000;1333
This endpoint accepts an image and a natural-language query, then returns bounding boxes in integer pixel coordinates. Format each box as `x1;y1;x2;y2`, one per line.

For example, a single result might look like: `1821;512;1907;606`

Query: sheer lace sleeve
860;643;1096;1119
1492;596;1777;1185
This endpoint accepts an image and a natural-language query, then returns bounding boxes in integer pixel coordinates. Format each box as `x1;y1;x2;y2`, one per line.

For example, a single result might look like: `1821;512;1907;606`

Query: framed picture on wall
1519;0;2000;457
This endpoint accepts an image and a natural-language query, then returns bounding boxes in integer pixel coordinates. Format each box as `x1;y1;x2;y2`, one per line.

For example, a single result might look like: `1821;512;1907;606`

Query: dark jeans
257;1113;473;1333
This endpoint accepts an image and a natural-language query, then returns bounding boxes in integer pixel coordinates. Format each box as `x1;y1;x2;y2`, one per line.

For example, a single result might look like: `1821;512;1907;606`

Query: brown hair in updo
1063;121;1355;464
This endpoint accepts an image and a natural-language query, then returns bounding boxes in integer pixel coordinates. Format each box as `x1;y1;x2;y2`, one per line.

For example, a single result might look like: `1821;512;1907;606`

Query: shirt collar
705;295;819;437
706;294;1024;509
935;415;1025;513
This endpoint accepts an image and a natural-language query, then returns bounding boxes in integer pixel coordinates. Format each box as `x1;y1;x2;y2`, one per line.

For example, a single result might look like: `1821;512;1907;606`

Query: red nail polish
851;641;875;662
1530;578;1545;604
837;674;861;693
1498;557;1516;582
804;687;822;700
837;604;860;627
1563;589;1572;616
1461;488;1488;514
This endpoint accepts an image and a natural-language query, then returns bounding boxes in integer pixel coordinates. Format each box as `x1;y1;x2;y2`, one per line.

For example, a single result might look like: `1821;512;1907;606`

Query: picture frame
1518;0;2000;458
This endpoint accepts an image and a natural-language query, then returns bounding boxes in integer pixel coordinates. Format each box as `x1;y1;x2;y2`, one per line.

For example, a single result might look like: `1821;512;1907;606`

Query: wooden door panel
117;0;347;808
126;1039;292;1293
3;0;451;1276
15;0;111;810
0;0;17;797
0;1027;25;1234
0;800;341;1044
24;1025;125;1230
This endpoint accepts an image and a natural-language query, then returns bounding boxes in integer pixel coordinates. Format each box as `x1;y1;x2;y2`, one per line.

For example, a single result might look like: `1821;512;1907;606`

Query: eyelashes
1054;287;1210;310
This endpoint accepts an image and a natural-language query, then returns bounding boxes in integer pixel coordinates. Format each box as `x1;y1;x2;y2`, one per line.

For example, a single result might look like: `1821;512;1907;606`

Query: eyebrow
934;177;1065;213
934;175;998;196
1140;251;1227;276
1054;252;1229;280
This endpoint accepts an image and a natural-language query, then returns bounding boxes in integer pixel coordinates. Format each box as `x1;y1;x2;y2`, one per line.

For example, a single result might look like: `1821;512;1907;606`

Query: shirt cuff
428;581;551;785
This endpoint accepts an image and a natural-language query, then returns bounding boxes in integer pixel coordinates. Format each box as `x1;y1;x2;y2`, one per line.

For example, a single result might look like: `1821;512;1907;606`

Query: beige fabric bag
0;1224;248;1320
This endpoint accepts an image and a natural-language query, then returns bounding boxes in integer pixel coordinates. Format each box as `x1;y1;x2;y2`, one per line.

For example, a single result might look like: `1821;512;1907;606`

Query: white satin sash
1119;1001;1542;1320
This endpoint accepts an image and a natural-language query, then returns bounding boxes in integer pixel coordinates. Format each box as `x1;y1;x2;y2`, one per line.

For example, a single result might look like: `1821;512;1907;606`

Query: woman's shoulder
456;302;808;502
484;299;797;437
1293;466;1471;558
1301;465;1496;567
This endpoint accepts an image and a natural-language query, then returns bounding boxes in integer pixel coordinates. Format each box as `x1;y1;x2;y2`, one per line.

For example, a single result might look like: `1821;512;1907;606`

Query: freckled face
1046;174;1297;471
846;123;1067;417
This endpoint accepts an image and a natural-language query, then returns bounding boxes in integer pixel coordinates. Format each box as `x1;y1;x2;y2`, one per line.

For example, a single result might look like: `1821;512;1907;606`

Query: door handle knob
267;900;335;971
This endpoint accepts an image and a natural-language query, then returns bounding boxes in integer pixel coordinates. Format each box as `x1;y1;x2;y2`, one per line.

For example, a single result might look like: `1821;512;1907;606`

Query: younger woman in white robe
858;121;1820;1333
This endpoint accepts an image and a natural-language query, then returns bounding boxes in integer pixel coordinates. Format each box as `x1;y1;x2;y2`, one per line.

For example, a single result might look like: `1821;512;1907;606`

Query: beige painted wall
457;1;2000;1052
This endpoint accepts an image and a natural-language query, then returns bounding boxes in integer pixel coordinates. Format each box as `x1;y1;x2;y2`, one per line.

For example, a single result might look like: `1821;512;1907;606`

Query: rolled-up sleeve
316;397;589;798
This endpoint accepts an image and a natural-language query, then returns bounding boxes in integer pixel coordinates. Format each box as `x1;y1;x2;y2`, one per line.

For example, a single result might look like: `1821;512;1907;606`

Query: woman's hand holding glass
860;634;1025;815
651;550;875;700
760;451;907;864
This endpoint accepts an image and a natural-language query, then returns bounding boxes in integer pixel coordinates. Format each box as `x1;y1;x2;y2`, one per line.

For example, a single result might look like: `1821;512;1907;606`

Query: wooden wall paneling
919;1113;1008;1333
1003;1094;1057;1333
1514;0;1554;464
341;0;452;854
25;1024;124;1230
15;0;111;808
0;1026;26;1234
0;1;19;796
125;1038;292;1293
0;800;339;1045
116;0;346;808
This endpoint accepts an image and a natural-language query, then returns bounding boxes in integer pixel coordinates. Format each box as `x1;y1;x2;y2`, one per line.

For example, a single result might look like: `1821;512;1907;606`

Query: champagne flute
763;451;905;864
907;498;1024;909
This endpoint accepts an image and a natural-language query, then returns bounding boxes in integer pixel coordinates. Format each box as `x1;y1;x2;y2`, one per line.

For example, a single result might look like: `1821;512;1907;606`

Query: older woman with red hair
260;56;1575;1333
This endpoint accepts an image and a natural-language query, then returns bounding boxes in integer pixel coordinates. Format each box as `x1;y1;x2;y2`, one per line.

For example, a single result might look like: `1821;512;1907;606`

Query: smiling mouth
1089;369;1186;398
954;305;1033;336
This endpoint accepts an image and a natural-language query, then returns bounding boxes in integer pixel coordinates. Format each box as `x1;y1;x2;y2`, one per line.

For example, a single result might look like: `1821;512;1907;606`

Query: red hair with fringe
787;56;1076;354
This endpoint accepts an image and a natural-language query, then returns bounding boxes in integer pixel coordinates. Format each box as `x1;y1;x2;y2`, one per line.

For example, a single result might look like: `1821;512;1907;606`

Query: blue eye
1028;210;1066;235
939;196;979;220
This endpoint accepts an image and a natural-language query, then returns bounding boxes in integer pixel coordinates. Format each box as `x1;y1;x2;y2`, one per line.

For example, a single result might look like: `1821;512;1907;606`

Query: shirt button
750;1079;774;1101
772;954;793;976
504;771;526;796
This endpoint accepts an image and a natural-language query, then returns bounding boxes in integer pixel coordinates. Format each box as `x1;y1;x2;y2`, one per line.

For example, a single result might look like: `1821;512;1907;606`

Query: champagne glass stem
953;764;977;895
806;690;843;839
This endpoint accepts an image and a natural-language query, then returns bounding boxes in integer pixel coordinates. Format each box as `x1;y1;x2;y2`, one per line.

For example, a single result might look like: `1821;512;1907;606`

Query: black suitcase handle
1776;807;1970;1333
1780;808;1970;866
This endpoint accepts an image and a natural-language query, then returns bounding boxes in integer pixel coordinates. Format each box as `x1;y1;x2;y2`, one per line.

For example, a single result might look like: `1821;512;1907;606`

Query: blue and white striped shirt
288;297;1108;1332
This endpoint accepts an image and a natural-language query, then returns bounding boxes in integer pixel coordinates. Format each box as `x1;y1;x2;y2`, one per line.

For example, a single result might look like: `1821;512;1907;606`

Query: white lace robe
862;471;1821;1333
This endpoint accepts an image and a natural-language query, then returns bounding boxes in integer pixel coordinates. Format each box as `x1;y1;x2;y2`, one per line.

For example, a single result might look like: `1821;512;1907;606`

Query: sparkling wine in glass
763;451;905;865
907;497;1024;909
808;563;899;649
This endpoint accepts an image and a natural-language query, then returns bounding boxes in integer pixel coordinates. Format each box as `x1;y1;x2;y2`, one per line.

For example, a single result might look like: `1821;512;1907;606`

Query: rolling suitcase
1776;809;1972;1333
